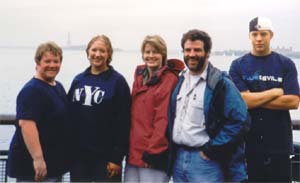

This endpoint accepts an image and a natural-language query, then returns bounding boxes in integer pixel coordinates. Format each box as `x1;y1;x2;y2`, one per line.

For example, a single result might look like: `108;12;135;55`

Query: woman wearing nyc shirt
68;35;131;182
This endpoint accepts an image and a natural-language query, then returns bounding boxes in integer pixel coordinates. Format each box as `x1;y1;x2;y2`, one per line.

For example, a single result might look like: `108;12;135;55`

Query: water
1;48;300;182
1;48;299;118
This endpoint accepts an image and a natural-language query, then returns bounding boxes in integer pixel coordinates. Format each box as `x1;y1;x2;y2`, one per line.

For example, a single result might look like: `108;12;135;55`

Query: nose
189;49;196;57
49;61;60;67
95;51;101;57
149;51;154;57
49;61;56;67
256;34;262;41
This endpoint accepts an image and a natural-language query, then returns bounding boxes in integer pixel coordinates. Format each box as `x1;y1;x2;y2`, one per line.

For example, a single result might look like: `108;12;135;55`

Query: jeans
124;163;169;183
173;147;224;183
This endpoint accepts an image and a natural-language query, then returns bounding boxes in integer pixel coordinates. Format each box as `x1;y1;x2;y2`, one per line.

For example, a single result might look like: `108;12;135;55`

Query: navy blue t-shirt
229;52;300;155
7;78;69;178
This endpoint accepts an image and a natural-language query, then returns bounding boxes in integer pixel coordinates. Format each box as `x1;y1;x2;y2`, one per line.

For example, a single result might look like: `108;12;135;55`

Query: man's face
36;52;61;83
249;30;273;56
183;40;208;75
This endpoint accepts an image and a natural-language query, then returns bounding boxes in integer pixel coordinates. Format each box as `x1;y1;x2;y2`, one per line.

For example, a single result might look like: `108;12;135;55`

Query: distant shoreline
1;46;300;59
212;49;300;59
0;45;123;52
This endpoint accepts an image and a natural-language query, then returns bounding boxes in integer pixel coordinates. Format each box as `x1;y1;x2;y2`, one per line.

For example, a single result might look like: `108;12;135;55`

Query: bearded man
168;29;251;182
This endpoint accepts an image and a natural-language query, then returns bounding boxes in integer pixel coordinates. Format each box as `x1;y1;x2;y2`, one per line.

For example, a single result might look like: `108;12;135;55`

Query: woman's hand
107;162;121;178
144;163;152;168
33;158;47;181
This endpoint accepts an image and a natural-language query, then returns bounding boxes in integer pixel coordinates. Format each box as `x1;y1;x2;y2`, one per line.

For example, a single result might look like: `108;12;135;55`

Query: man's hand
33;158;47;182
241;88;284;109
270;88;284;97
200;151;210;160
107;162;121;178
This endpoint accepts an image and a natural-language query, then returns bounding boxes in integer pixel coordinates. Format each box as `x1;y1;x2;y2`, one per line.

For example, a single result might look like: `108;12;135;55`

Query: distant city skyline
0;0;299;51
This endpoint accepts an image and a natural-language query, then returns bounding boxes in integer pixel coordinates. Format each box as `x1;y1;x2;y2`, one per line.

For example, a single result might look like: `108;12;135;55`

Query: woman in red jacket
124;35;184;183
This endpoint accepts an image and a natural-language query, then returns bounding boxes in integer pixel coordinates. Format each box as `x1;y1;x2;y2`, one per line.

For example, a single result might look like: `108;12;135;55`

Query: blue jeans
173;147;224;183
124;163;169;183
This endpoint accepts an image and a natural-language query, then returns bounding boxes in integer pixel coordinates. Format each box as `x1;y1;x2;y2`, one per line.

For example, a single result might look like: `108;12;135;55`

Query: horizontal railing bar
0;114;300;128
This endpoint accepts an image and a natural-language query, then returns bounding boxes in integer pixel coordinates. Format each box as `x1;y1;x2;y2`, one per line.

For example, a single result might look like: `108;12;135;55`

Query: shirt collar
182;63;208;81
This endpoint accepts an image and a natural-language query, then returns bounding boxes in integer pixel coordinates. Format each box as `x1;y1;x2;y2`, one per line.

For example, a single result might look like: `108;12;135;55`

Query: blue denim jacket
168;63;251;181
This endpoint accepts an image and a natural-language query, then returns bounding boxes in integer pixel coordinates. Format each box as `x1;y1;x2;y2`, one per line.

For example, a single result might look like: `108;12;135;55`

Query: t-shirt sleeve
283;60;300;95
229;60;249;92
16;87;43;122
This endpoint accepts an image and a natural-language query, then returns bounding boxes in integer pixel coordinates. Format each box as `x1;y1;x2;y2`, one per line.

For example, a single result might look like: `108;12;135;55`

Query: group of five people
7;16;300;182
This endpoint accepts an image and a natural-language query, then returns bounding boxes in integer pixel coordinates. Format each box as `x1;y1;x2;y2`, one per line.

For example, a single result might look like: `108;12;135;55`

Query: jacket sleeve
203;78;250;161
145;74;178;155
109;76;131;164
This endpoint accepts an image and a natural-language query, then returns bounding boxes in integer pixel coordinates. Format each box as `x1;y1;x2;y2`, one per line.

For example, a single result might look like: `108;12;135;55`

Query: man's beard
184;55;207;72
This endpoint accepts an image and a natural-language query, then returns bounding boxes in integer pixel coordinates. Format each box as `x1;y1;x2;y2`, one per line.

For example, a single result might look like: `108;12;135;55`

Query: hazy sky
0;0;299;51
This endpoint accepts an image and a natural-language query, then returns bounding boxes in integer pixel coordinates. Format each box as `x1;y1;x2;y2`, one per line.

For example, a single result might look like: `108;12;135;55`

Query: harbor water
1;48;300;182
1;48;300;118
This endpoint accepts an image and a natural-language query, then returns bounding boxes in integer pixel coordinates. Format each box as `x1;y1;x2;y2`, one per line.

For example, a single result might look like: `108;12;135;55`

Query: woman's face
142;43;163;71
87;39;109;71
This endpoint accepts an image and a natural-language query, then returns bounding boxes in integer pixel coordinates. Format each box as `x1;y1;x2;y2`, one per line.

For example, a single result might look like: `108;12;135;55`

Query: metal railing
0;114;300;182
0;115;15;125
0;155;70;182
0;155;7;182
0;114;70;182
2;114;300;127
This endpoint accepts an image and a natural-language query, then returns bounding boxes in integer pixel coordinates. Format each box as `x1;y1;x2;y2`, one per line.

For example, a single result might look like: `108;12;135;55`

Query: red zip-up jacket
127;59;184;170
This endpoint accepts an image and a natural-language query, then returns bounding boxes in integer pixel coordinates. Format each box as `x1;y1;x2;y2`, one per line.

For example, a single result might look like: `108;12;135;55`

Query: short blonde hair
86;35;113;65
34;41;63;63
141;35;167;65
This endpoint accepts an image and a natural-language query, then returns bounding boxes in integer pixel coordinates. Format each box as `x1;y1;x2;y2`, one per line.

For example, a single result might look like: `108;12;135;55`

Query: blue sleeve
282;59;300;95
16;87;44;123
203;79;250;160
109;75;131;164
215;79;249;145
222;79;250;144
229;60;249;92
67;74;82;99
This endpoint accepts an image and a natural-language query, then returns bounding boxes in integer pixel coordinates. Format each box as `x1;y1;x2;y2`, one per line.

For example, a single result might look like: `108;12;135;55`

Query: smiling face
87;39;109;73
142;43;163;72
36;52;61;84
250;30;273;56
183;39;208;75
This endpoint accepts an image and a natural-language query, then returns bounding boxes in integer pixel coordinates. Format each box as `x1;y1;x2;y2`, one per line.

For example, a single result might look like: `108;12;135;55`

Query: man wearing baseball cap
229;17;300;182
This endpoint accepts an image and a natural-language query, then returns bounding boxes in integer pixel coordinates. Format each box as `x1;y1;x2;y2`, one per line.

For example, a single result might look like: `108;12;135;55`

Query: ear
270;31;274;39
206;52;210;58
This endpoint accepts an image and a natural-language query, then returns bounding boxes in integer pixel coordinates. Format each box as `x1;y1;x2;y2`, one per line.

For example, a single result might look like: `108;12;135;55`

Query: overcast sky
0;0;299;51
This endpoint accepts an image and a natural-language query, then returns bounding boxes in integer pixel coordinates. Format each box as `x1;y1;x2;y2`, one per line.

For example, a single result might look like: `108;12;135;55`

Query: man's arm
241;88;283;109
261;95;300;110
19;119;47;181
